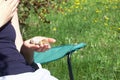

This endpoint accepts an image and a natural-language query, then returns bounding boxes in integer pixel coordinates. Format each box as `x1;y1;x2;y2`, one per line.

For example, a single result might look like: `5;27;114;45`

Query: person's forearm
11;11;34;64
11;11;23;51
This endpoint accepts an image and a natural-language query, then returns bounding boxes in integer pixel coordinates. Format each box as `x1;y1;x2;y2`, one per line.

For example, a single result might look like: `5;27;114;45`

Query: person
0;0;58;80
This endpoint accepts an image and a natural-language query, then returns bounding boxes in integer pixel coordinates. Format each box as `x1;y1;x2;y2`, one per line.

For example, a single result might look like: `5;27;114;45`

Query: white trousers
0;64;58;80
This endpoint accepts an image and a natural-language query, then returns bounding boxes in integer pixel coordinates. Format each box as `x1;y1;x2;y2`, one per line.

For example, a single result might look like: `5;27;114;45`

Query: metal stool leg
67;54;74;80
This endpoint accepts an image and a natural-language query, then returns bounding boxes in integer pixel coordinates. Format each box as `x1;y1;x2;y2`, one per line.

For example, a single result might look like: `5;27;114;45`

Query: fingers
8;0;19;4
30;43;50;52
10;0;20;12
30;37;56;45
24;39;49;52
2;0;20;14
47;38;56;43
35;44;50;52
12;3;19;13
4;0;20;11
28;36;56;52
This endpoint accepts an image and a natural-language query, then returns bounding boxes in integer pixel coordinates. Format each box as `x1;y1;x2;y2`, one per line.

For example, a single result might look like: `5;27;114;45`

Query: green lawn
20;0;120;80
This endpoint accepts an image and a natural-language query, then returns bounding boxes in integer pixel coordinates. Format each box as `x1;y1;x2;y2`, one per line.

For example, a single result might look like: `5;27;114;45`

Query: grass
20;0;120;80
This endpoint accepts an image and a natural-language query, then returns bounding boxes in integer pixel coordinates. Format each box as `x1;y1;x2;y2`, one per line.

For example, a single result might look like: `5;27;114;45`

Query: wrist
21;44;34;64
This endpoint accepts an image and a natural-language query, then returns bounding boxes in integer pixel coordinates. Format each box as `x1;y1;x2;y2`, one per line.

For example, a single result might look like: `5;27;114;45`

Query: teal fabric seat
34;43;86;80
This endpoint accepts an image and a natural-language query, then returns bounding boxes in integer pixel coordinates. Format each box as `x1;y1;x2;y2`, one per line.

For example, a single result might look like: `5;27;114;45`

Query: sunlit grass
20;0;120;80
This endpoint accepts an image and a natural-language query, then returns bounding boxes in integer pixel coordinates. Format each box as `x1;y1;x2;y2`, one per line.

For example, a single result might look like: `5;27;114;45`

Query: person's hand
21;36;56;64
0;0;20;27
23;36;56;52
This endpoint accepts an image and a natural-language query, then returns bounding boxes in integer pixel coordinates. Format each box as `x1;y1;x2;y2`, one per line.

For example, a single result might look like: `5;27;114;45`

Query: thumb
47;38;56;43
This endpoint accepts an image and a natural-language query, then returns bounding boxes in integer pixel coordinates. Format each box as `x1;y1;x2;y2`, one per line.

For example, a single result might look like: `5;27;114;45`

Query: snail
30;38;48;45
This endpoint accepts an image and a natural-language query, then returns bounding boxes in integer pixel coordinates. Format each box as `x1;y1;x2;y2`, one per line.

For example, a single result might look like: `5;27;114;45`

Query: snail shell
30;38;48;45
